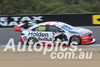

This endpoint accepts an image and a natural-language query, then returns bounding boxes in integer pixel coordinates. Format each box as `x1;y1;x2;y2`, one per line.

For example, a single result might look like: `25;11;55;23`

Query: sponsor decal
28;32;52;41
23;36;27;41
0;16;43;26
28;32;48;37
38;37;52;41
92;15;100;24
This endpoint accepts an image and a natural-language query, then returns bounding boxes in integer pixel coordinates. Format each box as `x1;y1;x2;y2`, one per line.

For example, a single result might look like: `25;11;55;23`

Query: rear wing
13;23;26;31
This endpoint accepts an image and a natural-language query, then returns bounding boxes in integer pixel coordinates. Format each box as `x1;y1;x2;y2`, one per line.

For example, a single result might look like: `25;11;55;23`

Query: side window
31;27;38;31
47;26;63;32
31;26;46;31
61;25;71;31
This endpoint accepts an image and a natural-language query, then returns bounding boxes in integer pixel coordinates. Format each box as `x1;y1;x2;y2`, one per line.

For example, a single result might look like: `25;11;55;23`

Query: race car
14;21;96;45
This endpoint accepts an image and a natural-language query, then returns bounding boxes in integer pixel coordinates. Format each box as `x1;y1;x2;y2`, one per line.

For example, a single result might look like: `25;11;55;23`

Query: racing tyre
27;37;38;45
70;36;81;45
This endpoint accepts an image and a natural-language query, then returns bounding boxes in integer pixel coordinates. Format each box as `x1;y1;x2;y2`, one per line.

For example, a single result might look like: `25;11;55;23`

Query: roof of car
38;21;64;26
29;21;67;29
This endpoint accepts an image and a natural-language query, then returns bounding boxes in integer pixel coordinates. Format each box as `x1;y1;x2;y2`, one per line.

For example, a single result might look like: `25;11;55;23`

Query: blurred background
0;0;100;15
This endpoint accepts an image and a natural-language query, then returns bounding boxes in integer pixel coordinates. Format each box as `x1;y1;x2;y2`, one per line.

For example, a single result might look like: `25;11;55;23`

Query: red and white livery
14;21;96;45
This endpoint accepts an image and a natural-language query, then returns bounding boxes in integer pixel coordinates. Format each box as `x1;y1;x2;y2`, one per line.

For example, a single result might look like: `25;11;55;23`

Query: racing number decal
39;26;45;30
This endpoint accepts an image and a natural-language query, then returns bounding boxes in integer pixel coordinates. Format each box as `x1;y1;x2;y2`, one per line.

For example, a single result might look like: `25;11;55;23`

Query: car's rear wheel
27;37;38;45
70;36;81;45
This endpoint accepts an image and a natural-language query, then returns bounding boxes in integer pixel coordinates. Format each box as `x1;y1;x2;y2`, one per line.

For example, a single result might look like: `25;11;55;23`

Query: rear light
21;33;24;35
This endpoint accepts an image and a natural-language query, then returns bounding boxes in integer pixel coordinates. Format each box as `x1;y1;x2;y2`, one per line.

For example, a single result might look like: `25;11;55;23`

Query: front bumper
79;32;96;45
78;32;96;45
81;38;96;45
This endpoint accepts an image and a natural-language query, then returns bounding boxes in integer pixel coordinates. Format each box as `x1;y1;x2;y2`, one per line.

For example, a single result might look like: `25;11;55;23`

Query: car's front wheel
70;36;81;45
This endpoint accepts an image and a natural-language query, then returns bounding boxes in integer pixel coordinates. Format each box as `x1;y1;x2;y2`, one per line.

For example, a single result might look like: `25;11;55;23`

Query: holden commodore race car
14;21;96;45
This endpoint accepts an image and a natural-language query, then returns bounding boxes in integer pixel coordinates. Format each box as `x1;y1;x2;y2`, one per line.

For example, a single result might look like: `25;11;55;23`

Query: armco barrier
0;13;100;27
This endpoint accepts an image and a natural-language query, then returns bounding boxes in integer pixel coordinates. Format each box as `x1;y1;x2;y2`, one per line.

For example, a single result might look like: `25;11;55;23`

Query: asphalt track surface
0;26;100;46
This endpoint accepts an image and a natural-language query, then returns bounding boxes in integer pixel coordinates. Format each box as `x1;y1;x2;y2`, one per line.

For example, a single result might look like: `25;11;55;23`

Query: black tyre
70;36;81;45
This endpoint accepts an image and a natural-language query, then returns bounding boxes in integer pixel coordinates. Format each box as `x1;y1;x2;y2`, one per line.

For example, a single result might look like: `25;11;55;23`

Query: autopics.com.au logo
3;38;93;60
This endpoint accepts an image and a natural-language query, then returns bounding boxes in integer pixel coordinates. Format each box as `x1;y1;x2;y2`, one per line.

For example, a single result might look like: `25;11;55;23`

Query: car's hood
69;27;92;34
